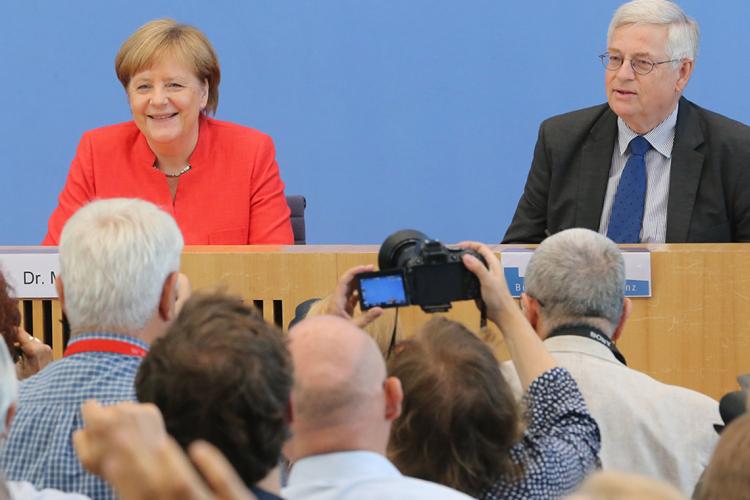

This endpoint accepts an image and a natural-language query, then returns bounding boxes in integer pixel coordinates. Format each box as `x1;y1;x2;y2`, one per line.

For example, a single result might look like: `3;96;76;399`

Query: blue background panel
1;1;748;245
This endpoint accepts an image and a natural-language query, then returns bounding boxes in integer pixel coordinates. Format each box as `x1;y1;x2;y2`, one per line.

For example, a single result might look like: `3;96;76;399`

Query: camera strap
546;323;627;366
386;308;400;360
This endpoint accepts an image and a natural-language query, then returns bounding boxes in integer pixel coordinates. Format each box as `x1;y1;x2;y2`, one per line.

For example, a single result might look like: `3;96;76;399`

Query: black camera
357;230;486;313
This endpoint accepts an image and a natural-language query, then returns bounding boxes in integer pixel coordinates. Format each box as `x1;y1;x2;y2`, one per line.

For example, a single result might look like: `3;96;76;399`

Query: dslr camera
357;230;486;313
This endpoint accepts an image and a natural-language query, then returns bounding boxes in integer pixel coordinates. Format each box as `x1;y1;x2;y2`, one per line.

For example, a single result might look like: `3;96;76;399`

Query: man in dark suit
504;0;750;244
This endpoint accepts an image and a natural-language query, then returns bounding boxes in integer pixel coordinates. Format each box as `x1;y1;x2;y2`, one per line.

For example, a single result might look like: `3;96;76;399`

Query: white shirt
8;481;90;500
599;104;678;243
283;450;472;500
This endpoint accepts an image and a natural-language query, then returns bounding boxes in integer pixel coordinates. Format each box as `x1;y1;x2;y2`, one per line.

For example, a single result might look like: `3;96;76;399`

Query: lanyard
63;338;147;358
546;324;627;366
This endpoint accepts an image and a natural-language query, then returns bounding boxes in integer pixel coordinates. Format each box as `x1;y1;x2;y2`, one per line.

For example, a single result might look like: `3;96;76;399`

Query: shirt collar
67;332;150;352
617;102;679;159
544;335;620;363
287;451;399;485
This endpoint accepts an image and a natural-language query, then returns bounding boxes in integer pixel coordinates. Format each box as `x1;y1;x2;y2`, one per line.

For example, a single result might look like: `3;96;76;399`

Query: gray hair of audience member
0;341;17;434
525;228;625;330
59;198;183;333
608;0;699;65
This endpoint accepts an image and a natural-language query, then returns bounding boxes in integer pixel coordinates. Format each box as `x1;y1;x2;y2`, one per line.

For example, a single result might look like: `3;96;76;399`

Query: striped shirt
598;104;679;243
0;333;148;500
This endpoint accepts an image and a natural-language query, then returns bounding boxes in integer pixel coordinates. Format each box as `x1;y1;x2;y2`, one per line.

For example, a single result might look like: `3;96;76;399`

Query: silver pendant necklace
154;163;192;178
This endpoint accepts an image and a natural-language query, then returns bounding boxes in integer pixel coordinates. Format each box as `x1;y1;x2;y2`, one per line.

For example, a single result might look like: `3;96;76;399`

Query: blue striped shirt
0;333;148;500
599;104;678;243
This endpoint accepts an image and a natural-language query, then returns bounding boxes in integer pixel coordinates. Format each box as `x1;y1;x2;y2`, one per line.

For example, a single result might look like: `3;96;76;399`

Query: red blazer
43;117;294;245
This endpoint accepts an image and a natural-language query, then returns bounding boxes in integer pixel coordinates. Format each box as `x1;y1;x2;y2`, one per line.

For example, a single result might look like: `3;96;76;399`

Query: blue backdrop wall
2;1;749;245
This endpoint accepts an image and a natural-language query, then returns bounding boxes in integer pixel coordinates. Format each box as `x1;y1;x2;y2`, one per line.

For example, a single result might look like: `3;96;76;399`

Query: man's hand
189;440;257;500
14;327;53;379
73;401;254;500
325;265;384;329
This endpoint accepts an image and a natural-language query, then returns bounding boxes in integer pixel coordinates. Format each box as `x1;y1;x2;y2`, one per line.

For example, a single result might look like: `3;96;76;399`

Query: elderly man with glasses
504;0;750;244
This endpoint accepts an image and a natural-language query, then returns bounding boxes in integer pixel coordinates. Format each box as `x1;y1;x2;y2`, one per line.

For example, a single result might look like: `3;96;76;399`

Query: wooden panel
31;300;44;342
12;243;750;400
51;300;64;359
17;301;25;332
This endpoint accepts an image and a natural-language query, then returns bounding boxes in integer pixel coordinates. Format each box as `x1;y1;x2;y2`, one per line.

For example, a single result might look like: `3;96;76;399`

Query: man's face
605;23;693;133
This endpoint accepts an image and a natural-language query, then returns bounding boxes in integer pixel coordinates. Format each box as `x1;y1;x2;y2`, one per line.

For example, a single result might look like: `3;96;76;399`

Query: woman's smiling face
127;56;208;149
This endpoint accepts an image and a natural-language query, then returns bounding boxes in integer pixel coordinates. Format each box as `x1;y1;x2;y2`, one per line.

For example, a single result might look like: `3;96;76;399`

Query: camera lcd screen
358;271;408;310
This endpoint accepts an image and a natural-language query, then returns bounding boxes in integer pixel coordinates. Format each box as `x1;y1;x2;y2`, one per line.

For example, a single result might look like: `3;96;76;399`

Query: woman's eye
135;84;151;92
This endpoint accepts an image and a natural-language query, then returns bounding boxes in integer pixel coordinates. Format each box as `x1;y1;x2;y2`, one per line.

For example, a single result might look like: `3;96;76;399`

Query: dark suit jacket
503;97;750;243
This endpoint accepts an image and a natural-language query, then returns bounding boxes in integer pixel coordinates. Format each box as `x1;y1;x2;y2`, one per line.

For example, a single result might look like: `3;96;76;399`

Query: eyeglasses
598;53;681;75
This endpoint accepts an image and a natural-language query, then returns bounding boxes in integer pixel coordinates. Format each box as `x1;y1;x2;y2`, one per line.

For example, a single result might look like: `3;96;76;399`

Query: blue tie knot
629;136;651;157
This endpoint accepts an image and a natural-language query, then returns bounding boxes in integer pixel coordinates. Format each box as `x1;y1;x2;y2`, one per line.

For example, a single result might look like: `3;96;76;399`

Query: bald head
289;315;387;428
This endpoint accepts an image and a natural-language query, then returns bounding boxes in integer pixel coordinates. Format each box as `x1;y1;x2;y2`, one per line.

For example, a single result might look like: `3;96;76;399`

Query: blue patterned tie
607;136;651;243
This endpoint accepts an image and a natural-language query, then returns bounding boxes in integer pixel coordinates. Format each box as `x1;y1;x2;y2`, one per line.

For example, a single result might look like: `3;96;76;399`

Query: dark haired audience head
386;317;520;497
693;413;750;500
135;293;292;489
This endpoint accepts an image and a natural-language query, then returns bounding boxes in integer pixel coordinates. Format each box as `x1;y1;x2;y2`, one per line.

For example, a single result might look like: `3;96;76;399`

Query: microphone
714;390;747;433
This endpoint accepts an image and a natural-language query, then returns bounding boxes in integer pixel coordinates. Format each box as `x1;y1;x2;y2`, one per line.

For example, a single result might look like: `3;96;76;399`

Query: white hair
525;229;625;331
0;342;17;434
59;198;183;334
608;0;699;64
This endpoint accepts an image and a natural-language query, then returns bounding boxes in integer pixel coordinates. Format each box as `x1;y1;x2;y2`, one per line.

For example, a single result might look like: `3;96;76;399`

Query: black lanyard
546;324;627;366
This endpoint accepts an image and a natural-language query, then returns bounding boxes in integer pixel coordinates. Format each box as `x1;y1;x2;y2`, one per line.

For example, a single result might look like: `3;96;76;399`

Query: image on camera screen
359;273;408;309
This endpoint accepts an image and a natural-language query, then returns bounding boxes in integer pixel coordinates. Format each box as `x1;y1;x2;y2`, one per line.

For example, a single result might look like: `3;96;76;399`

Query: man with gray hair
501;227;720;495
504;0;750;244
0;198;186;500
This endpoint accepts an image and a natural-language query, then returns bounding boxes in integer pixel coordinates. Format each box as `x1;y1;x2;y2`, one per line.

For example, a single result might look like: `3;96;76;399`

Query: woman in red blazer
43;19;293;245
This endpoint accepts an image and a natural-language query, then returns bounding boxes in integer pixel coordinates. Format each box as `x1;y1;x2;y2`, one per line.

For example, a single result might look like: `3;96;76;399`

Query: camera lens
378;229;428;270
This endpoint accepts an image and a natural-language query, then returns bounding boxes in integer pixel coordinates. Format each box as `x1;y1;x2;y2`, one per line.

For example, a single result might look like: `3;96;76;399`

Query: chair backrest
286;195;307;244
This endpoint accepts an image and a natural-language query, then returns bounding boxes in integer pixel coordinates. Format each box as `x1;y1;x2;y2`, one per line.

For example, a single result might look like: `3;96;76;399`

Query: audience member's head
386;317;520;497
693;413;750;500
523;228;629;339
567;471;686;500
58;198;183;338
135;293;291;489
0;271;20;363
286;315;402;460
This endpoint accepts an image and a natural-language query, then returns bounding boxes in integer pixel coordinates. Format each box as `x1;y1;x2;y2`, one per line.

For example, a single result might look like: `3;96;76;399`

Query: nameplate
0;249;60;298
501;248;651;298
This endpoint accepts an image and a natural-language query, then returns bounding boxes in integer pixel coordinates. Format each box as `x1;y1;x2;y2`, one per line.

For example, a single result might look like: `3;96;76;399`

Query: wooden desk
16;244;750;400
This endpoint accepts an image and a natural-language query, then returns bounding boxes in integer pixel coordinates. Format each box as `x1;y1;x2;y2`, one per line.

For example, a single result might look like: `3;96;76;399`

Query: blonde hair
115;19;221;114
306;296;401;358
568;471;686;500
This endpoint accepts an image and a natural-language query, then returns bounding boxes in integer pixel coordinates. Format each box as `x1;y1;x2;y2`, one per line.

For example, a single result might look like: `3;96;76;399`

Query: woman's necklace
154;163;192;178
